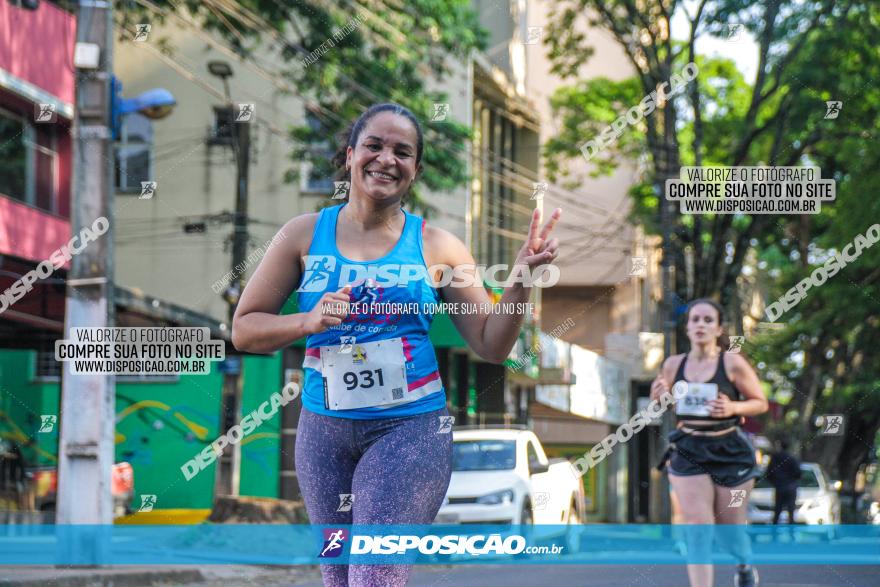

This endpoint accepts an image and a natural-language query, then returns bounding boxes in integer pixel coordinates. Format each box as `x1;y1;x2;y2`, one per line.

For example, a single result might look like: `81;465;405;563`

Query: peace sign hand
516;208;562;268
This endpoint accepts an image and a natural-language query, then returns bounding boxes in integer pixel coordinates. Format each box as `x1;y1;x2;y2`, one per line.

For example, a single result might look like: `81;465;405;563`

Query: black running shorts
666;427;760;487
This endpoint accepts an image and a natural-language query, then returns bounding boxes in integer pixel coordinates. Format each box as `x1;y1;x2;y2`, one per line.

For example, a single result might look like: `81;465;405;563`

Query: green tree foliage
119;0;488;217
542;0;880;492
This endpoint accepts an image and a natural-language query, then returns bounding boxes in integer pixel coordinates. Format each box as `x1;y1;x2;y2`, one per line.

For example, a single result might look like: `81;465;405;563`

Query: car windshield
452;440;516;471
799;469;820;488
755;467;822;489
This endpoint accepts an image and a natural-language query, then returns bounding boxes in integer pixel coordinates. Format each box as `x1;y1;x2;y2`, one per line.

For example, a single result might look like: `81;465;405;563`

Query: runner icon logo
728;336;745;353
630;257;647;276
534;492;550;510
339;336;355;354
38;415;57;433
337;494;354;512
728;489;747;508
437;416;455;433
133;24;151;42
332;182;350;200
138;494;157;512
819;414;845;435
298;256;337;292
319;528;348;558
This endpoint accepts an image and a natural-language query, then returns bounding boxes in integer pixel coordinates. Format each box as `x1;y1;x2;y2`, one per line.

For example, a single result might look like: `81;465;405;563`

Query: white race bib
321;338;409;410
675;382;719;417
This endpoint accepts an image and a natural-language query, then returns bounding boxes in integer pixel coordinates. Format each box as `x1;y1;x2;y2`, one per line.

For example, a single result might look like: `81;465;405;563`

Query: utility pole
57;0;115;551
207;62;249;497
230;107;251;323
653;138;679;523
219;108;250;497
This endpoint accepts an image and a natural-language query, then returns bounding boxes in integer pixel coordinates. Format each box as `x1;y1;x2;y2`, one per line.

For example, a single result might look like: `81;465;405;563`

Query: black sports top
672;351;741;426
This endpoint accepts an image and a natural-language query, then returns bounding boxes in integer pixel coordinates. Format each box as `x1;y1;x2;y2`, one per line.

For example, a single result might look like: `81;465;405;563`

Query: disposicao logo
319;528;348;558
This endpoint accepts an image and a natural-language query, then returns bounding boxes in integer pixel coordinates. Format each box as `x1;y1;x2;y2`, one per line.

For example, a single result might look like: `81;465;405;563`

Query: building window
33;349;61;380
302;111;335;194
0;106;58;213
115;113;153;194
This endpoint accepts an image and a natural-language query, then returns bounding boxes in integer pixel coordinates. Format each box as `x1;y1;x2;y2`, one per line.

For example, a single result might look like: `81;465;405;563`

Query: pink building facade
0;0;76;337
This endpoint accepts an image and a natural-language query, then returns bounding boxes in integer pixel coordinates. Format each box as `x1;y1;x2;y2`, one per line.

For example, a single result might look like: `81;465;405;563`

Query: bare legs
669;475;755;587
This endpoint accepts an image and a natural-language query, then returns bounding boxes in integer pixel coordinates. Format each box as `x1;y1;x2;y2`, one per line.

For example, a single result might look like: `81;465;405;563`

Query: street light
207;60;234;102
119;88;176;119
110;77;176;139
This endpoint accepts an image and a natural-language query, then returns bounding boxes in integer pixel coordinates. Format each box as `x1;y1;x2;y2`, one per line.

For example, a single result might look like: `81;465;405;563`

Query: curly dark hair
329;103;424;203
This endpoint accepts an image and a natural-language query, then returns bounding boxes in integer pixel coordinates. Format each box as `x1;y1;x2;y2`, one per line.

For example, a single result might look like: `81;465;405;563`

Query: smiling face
686;302;723;347
345;111;421;204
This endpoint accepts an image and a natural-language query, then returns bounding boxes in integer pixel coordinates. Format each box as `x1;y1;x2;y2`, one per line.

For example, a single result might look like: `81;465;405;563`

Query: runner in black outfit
767;439;801;524
651;299;769;587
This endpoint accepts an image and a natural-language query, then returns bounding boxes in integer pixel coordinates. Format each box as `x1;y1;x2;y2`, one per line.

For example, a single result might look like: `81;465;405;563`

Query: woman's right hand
650;374;670;401
304;284;352;335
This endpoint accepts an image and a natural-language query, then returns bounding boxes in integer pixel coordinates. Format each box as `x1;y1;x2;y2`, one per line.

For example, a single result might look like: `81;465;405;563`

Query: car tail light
33;470;57;497
112;462;134;495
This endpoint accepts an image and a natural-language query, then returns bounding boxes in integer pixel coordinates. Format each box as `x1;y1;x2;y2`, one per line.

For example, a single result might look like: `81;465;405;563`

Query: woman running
231;102;560;586
652;299;768;587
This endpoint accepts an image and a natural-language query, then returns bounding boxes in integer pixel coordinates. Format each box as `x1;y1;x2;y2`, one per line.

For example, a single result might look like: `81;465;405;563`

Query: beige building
113;10;474;326
480;0;668;522
112;1;666;520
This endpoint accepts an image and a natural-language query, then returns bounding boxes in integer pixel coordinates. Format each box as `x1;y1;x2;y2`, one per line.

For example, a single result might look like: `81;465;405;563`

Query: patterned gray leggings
294;406;453;586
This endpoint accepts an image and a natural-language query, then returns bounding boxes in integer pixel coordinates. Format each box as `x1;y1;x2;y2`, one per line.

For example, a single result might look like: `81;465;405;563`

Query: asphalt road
282;564;880;587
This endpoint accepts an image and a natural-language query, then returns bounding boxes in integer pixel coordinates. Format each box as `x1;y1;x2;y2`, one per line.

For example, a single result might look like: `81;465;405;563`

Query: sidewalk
0;566;204;587
0;565;322;587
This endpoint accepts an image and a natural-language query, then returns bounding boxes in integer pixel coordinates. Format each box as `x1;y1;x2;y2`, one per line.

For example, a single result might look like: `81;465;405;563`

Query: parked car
748;462;841;525
29;461;135;518
435;427;584;526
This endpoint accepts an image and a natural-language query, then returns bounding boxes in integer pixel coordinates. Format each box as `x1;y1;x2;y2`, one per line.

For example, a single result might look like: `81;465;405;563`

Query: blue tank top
297;203;446;419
